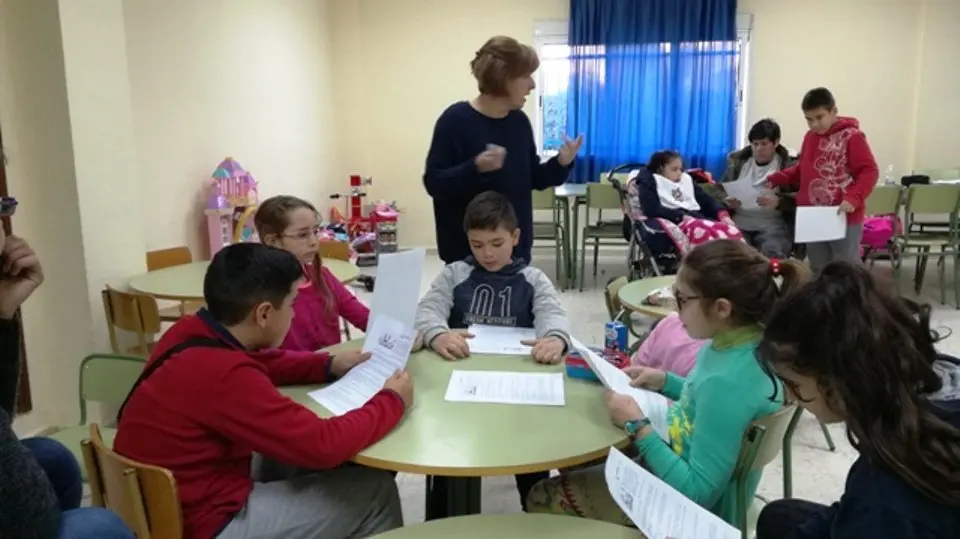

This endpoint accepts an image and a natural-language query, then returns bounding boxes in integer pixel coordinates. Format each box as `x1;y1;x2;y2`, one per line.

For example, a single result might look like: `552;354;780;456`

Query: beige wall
0;0;336;434
125;0;338;258
912;0;960;169
330;0;960;248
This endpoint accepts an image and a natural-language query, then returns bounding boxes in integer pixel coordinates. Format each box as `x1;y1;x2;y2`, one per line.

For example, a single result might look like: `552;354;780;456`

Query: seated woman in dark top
422;35;582;265
0;213;133;539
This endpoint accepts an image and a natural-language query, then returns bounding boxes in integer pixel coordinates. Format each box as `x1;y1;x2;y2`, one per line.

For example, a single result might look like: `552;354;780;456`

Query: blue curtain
567;0;738;183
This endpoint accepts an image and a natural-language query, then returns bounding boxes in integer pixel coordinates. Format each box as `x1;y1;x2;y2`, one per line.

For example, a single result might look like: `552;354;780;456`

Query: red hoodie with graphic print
766;117;879;224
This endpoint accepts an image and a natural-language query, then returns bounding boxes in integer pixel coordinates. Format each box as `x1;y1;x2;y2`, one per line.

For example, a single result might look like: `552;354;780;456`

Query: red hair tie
769;258;781;277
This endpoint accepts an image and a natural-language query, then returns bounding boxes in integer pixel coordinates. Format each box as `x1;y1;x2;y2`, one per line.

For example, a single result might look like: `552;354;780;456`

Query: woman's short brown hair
470;36;540;96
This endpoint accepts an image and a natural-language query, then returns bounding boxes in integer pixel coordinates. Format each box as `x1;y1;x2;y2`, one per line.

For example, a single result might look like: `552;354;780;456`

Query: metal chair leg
781;407;803;499
818;420;836;451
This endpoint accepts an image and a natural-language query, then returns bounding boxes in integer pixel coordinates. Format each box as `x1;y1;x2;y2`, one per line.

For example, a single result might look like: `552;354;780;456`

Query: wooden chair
730;405;797;539
318;240;355;339
102;287;162;356
145;247;203;321
82;423;183;539
318;240;352;261
48;354;147;481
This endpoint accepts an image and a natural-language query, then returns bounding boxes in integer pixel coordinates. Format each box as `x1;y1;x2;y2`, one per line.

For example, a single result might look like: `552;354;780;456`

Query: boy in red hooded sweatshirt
766;87;878;273
114;243;412;539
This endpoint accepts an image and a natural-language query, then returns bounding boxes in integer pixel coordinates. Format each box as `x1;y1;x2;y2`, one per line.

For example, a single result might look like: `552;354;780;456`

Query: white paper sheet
571;337;670;442
794;206;847;243
444;370;565;406
309;315;415;415
368;249;426;328
722;178;762;210
605;447;739;539
467;324;537;355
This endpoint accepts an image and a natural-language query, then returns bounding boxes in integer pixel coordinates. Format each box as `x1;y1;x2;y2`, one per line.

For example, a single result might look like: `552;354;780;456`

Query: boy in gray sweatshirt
415;190;571;510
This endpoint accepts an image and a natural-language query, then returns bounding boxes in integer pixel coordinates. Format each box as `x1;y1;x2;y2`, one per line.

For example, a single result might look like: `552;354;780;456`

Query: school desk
128;259;360;301
369;514;645;538
281;339;628;521
617;275;677;319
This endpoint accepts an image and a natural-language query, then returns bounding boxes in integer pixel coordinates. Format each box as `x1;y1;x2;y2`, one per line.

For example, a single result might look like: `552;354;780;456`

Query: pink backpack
860;214;901;256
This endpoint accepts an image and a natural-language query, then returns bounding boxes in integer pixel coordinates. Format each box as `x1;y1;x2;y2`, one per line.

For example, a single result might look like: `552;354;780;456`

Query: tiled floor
351;247;960;525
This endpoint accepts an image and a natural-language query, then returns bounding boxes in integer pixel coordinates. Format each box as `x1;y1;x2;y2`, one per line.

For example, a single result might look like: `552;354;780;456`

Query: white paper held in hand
722;178;761;210
467;324;537;355
444;370;565;406
571;337;670;442
794;206;847;243
308;315;414;415
605;447;739;539
368;248;426;328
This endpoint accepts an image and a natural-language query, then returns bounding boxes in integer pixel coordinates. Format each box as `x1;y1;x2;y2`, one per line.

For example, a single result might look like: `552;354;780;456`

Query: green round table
129;259;360;301
370;514;644;538
617;276;677;319
281;340;628;519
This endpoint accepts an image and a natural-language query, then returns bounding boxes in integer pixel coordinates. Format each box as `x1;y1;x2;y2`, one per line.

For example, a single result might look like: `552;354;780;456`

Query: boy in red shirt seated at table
113;243;413;539
766;87;878;273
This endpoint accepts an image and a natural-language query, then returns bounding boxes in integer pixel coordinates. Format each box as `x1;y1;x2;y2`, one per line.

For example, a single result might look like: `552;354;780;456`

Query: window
533;14;754;156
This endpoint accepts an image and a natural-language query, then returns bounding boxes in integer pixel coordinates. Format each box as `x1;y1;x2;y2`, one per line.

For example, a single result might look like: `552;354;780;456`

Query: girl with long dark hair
756;262;960;538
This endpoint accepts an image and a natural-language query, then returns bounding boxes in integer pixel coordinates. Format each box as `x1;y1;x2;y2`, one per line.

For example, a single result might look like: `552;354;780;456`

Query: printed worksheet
571;337;670;442
605;448;739;539
444;370;565;406
309;315;414;415
468;324;537;355
794;206;846;243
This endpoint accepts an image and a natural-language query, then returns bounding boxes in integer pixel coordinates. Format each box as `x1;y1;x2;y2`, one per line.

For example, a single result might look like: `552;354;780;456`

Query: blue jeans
21;437;134;539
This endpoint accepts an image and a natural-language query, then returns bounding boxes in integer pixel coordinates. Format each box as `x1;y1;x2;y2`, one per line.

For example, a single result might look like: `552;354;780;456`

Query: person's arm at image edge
634;377;752;506
527;268;572;351
0;314;21;416
209;365;405;469
842;132;880;211
423;114;485;199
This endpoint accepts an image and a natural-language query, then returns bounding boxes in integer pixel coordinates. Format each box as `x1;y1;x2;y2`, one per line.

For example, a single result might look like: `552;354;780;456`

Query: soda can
604;321;628;352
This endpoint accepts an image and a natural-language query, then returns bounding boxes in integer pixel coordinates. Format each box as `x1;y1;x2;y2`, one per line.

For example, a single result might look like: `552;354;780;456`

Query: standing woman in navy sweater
423;35;582;264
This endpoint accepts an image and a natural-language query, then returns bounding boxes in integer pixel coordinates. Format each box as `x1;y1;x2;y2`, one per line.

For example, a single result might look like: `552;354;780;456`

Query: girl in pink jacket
256;195;369;351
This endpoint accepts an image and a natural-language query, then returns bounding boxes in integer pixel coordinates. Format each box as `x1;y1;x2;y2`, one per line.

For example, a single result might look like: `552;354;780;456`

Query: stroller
607;163;723;279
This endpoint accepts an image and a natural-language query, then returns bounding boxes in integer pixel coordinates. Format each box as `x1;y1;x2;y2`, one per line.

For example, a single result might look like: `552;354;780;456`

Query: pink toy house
204;157;260;257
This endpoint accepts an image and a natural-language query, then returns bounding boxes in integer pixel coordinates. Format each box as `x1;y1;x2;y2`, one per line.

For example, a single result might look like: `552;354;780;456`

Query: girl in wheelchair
623;150;743;273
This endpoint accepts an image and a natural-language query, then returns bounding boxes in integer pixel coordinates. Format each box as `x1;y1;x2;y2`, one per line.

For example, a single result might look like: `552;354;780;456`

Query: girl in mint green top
526;240;809;530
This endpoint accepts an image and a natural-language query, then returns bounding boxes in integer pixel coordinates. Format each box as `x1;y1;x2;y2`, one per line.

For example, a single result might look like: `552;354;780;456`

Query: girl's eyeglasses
282;226;322;241
671;286;700;311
